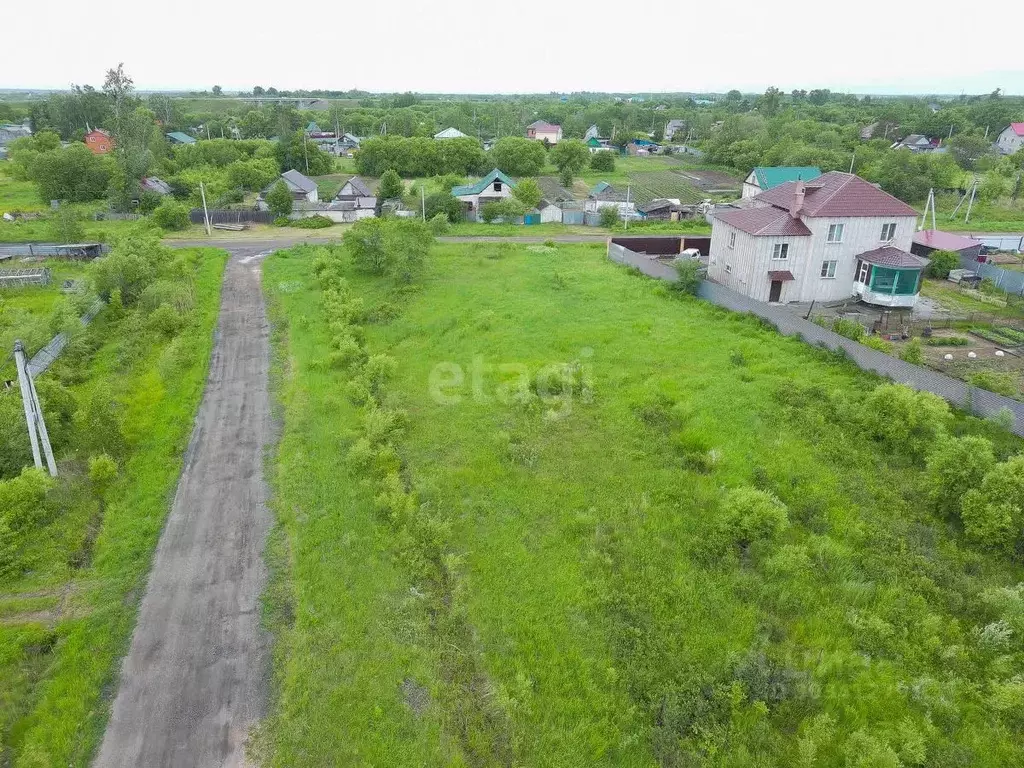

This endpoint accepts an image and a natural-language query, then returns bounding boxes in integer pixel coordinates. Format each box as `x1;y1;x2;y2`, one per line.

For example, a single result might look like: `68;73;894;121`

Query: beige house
709;172;926;307
526;120;562;144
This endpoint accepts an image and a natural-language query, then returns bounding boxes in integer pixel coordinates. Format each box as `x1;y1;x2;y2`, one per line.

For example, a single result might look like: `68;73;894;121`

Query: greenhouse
853;246;929;308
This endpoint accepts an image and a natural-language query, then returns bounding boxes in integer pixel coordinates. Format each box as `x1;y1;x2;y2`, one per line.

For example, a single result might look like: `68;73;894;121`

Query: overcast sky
5;1;1024;95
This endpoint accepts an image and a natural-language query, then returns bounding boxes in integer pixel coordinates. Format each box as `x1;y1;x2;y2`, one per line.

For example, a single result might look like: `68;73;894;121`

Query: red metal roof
1010;123;1024;137
857;245;928;269
755;171;918;218
767;270;795;281
912;229;982;252
714;206;811;236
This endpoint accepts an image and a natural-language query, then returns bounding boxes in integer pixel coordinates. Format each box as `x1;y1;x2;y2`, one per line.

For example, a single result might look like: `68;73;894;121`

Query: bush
49;205;86;244
719;487;789;550
599;206;620;228
480;198;526;223
926;249;961;278
861;335;894;353
378;169;404;200
424;192;463;223
968;371;1018;397
151;198;191;231
673;260;702;296
429;213;449;235
149;303;185;337
924;335;970;346
861;384;949;454
899;338;924;365
343;218;434;281
590;151;616;172
924;435;996;516
289;215;334;229
831;317;865;341
960;490;1016;550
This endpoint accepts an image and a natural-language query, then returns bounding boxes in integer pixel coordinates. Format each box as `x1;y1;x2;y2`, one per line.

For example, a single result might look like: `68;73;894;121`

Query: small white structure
996;123;1024;155
539;201;562;223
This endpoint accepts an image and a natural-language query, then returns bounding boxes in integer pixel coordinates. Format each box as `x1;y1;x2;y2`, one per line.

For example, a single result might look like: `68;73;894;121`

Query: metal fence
189;209;276;225
607;241;1024;436
0;243;109;259
0;268;50;289
28;300;104;377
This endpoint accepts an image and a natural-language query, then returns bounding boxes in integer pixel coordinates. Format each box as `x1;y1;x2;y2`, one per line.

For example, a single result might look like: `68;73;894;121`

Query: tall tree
102;62;134;124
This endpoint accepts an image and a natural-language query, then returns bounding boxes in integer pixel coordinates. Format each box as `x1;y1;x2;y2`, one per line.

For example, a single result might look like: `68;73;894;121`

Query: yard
0;241;226;765
261;240;1024;766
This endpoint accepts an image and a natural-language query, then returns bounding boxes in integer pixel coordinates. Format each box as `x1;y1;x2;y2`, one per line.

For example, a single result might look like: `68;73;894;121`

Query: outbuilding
911;229;984;263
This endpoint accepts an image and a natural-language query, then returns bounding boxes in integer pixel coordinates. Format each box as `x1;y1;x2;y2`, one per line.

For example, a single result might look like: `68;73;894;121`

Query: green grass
262;242;1024;765
0;169;46;213
0;247;227;765
920;278;1024;319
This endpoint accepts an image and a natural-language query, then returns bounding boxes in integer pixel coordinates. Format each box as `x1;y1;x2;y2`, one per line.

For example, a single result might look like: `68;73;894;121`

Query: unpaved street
95;247;274;767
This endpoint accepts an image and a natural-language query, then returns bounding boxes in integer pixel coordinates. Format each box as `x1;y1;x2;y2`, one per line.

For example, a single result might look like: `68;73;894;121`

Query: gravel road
95;246;274;767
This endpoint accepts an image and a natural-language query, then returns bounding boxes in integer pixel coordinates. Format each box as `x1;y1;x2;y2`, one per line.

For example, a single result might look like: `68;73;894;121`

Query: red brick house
84;129;113;154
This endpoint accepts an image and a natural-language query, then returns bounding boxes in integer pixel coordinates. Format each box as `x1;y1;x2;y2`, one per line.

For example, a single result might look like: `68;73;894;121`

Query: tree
549;139;590;185
212;85;223;97
378;169;404;200
266;180;294;218
49;205;86;244
489;137;547;176
274;130;332;176
253;86;265;97
598;205;619;228
511;178;542;209
924;435;996;516
152;198;191;230
925;249;960;278
807;89;831;106
424;192;463;223
344;218;434;281
109;106;157;211
29;144;113;202
948;133;992;171
758;87;783;117
590;151;616;172
673;260;702;296
239;110;271;139
102;62;135;123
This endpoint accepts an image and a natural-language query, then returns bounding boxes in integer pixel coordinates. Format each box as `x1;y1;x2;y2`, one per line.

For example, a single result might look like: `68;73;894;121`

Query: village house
452;168;516;220
259;169;319;205
995;123;1024;155
526;120;562;144
742;166;821;199
84;128;113;154
334;176;377;212
890;134;941;152
434;127;469;139
584;124;600;141
0;123;32;147
709;171;926;307
166;131;197;145
664;119;686;141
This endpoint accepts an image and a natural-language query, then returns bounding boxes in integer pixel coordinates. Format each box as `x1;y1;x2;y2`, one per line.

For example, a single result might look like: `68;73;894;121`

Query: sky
5;1;1024;95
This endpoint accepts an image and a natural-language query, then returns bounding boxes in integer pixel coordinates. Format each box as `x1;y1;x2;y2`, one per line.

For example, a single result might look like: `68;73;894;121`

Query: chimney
789;179;805;219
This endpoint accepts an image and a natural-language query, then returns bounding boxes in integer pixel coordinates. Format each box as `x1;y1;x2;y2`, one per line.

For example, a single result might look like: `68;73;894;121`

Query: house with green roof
742;166;821;199
166;131;197;145
452;169;516;220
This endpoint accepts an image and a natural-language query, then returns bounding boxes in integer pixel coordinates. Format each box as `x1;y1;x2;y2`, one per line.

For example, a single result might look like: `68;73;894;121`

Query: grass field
0;168;46;213
262;241;1024;766
0;243;226;765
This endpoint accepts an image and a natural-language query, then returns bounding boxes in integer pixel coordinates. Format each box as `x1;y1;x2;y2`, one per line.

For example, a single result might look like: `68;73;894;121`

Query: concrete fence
608;241;1024;437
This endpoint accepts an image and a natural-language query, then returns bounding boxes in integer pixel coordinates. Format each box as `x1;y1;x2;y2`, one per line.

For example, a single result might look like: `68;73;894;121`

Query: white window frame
827;223;844;243
821;260;838;279
880;222;896;242
728;231;736;249
771;243;789;260
857;261;869;283
725;263;732;274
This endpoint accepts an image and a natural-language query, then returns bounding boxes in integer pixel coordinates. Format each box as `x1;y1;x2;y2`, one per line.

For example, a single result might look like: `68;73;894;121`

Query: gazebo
853;246;929;308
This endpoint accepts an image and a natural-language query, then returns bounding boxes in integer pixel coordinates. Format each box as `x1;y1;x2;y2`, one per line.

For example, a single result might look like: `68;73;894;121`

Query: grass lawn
261;241;1024;766
0;169;46;213
0;246;227;765
920;278;1024;320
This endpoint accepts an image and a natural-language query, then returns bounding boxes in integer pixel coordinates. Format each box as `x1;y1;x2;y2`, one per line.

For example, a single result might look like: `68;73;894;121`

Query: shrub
924;435;996;516
429;213;449;235
960;490;1016;550
926;249;960;278
719;487;789;550
899;338;924;365
424;192;463;223
273;216;289;227
151;199;191;231
480;198;526;223
344;217;434;281
924;336;970;346
861;335;894;353
149;303;185;337
831;317;865;341
290;215;334;229
861;384;949;454
511;178;542;210
968;371;1018;397
672;260;702;296
599;206;619;228
49;205;86;244
590;151;616;172
377;169;405;200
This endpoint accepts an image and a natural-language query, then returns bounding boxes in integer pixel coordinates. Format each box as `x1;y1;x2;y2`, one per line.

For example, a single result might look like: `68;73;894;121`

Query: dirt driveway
94;246;274;767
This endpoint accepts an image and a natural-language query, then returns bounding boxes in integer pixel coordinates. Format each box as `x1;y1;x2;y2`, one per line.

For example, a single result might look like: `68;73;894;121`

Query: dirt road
95;246;274;767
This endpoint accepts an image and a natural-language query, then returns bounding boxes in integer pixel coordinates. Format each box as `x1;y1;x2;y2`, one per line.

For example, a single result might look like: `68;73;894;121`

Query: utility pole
624;184;631;230
303;133;309;174
849;152;855;174
964;178;978;224
421;183;426;222
14;341;56;476
199;181;212;236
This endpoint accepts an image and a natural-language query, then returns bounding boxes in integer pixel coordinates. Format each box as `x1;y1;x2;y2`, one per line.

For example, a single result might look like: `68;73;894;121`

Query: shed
911;229;984;263
539;201;562;223
166;131;197;145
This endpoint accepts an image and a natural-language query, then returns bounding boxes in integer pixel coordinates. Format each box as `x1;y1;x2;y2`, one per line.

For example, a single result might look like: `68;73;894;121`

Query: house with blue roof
742;166;821;199
166;131;197;145
452;169;516;220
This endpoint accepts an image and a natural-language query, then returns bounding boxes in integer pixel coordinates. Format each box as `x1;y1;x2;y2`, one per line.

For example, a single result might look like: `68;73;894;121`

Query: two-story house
709;171;927;307
452;168;515;220
526;120;562;144
84;128;113;154
995;123;1024;155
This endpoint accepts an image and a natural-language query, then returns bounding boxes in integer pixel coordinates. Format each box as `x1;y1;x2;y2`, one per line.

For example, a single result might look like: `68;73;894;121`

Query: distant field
261;240;1024;766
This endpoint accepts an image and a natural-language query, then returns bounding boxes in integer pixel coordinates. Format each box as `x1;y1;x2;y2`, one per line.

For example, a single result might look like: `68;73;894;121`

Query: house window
827;223;844;243
772;243;789;260
493;181;502;192
821;260;838;279
725;263;732;274
728;231;736;249
880;222;897;241
857;260;870;283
